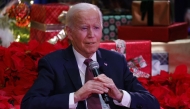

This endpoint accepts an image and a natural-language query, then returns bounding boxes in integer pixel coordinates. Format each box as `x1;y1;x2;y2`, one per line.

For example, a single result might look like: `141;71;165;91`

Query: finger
95;76;113;84
93;81;109;92
95;74;108;80
98;74;107;78
93;74;106;79
85;80;109;93
90;87;108;94
103;83;116;90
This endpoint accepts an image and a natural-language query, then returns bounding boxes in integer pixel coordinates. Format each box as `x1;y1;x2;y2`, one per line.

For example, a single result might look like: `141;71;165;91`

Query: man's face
66;8;102;58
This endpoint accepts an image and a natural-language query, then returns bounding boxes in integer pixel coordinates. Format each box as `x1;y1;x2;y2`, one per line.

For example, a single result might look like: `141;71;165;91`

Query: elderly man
21;3;160;109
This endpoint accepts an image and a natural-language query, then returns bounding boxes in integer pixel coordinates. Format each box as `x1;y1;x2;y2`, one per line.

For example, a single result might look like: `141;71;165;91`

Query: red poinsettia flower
179;90;190;108
138;64;190;108
150;70;170;85
0;39;70;108
0;90;13;109
12;95;24;105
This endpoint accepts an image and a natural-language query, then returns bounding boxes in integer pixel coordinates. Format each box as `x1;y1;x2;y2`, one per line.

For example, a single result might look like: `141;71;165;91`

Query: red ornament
5;3;30;28
14;3;30;27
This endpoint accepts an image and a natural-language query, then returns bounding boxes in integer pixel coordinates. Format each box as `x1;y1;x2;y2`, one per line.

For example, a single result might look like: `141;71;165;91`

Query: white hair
65;3;102;27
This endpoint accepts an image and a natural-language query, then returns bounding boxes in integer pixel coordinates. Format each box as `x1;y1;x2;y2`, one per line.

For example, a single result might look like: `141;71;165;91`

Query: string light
15;35;20;42
18;0;21;4
30;0;34;5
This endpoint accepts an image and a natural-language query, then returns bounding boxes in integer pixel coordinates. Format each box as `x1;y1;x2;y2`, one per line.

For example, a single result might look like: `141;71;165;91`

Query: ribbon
111;39;126;57
47;29;67;44
140;0;154;26
31;21;65;32
58;5;72;24
128;55;150;78
30;21;66;44
58;10;67;24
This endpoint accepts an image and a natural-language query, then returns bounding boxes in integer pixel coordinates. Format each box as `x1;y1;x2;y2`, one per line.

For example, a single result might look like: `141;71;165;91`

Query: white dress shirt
69;47;131;109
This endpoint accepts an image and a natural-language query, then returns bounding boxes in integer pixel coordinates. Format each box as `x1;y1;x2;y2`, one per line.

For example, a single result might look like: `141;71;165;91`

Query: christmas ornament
6;0;30;27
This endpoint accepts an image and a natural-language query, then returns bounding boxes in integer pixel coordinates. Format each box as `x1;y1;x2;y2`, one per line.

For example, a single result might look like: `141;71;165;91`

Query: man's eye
94;27;100;29
81;27;87;30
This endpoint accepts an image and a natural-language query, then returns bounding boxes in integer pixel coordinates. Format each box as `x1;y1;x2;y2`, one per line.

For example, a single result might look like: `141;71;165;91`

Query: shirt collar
72;47;97;68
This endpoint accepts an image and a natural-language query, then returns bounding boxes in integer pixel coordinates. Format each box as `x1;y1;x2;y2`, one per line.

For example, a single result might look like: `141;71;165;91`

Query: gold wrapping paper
30;21;66;44
152;39;190;73
132;0;172;26
31;21;65;32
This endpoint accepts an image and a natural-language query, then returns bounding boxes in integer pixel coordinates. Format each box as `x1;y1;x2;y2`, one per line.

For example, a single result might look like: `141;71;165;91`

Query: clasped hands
74;74;123;103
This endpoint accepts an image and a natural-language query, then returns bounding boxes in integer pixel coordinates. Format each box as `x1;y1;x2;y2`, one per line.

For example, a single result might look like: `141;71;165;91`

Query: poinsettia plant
0;39;69;109
138;65;190;109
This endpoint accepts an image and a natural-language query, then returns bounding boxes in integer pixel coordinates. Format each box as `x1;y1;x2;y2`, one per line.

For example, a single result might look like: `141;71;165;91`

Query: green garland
9;20;30;43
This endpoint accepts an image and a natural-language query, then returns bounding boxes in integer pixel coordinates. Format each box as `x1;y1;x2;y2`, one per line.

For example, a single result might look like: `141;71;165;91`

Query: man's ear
65;26;73;40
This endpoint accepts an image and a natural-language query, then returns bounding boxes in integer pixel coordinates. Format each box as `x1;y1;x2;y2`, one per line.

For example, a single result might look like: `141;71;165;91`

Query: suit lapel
63;46;83;91
96;49;108;75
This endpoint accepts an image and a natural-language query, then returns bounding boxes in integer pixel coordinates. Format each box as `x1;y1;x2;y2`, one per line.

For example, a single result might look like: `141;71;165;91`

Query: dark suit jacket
21;45;160;109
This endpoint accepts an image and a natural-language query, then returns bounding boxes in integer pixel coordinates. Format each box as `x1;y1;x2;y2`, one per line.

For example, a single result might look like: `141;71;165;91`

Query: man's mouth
86;42;95;44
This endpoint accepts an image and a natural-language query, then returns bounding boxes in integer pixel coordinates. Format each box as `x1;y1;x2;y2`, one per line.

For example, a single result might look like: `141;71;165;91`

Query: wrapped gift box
118;22;188;42
102;15;132;41
152;52;169;76
30;3;69;24
152;39;190;73
99;40;151;76
30;25;64;43
30;3;69;43
132;0;174;26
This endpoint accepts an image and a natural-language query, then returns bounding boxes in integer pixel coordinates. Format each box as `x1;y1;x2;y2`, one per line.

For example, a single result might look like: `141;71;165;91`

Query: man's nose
87;28;94;37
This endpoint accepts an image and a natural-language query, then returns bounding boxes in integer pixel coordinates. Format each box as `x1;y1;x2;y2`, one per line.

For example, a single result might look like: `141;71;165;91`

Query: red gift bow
111;39;126;57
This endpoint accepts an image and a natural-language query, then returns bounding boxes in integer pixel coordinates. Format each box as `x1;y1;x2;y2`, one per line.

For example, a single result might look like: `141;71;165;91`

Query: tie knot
84;59;93;67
